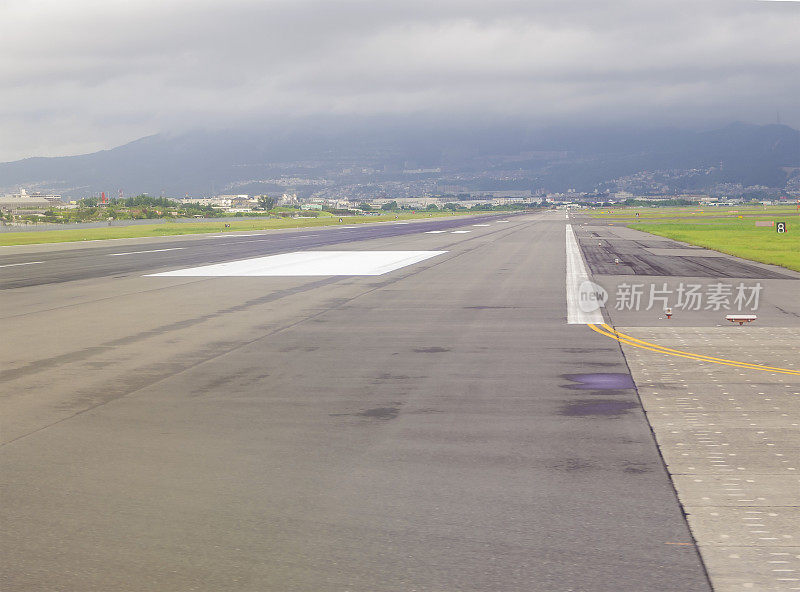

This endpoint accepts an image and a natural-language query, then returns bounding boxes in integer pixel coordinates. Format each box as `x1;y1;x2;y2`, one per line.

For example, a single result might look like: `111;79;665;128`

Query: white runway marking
211;233;264;238
451;230;471;234
0;261;43;268
472;224;490;227
497;220;510;223
425;230;446;234
566;224;604;324
395;222;410;225
148;250;447;277
109;248;185;257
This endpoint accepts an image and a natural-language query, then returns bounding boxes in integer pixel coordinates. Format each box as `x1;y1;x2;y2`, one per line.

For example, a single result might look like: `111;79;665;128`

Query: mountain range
1;121;798;198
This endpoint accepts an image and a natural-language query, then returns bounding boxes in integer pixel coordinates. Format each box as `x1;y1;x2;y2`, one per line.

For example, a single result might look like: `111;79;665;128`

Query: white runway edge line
108;248;186;257
147;250;447;277
566;224;604;325
0;261;43;268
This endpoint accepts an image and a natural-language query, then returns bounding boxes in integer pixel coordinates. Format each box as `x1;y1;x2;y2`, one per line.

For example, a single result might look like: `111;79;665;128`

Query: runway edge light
725;314;757;326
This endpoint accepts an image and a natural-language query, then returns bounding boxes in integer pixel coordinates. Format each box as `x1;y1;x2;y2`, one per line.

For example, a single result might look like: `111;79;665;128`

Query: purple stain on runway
561;373;636;390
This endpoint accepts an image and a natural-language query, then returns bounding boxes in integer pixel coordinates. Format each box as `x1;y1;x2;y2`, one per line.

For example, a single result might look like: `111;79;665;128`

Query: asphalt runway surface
0;214;513;290
577;228;794;279
1;212;710;591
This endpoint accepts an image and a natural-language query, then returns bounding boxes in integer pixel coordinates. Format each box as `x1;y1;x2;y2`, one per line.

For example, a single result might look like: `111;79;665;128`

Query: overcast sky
1;0;798;162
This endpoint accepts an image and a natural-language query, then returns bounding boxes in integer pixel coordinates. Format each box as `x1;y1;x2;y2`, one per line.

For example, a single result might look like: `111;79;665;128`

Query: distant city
2;122;799;221
2;181;797;224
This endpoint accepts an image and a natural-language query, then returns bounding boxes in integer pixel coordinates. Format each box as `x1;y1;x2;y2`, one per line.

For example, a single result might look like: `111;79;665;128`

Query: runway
1;212;710;591
0;214;512;290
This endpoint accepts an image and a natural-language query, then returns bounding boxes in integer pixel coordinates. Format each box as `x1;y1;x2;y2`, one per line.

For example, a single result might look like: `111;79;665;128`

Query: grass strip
589;205;800;220
630;218;800;272
0;211;472;247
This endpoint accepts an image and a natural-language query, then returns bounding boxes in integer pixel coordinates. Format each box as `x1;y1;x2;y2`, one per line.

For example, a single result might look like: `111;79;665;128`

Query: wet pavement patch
560;347;616;354
356;407;400;420
584;389;633;397
332;405;401;420
561;373;636;390
548;458;596;472
560;399;638;417
622;462;652;474
376;373;410;380
579;362;621;368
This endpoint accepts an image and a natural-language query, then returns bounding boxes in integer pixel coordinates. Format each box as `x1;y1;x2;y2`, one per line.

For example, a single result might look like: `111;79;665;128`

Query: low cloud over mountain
1;0;799;161
1;121;797;198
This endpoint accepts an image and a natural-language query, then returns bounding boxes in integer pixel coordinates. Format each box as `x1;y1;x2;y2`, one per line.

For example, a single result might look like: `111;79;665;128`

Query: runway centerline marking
566;224;603;325
0;261;43;268
472;224;491;227
108;248;186;257
425;230;446;234
147;250;447;277
451;230;471;234
589;323;800;376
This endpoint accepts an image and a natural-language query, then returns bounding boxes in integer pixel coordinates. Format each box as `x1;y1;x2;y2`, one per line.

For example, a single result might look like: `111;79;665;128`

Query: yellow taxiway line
588;323;800;376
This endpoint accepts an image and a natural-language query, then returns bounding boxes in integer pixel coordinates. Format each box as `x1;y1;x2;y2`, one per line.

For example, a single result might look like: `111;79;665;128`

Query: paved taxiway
572;216;800;591
1;212;710;591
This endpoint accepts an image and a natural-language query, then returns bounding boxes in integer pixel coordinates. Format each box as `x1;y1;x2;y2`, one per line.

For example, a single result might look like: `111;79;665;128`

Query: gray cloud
1;0;798;161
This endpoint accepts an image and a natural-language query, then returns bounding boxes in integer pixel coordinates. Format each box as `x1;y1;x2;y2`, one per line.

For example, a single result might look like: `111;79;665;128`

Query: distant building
676;194;711;202
403;167;442;174
0;188;61;212
279;193;299;206
470;190;532;199
437;185;468;194
180;197;232;207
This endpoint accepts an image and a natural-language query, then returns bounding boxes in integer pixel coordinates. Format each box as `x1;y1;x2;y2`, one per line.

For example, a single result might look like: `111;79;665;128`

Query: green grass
0;211;469;246
630;216;800;272
589;205;800;220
